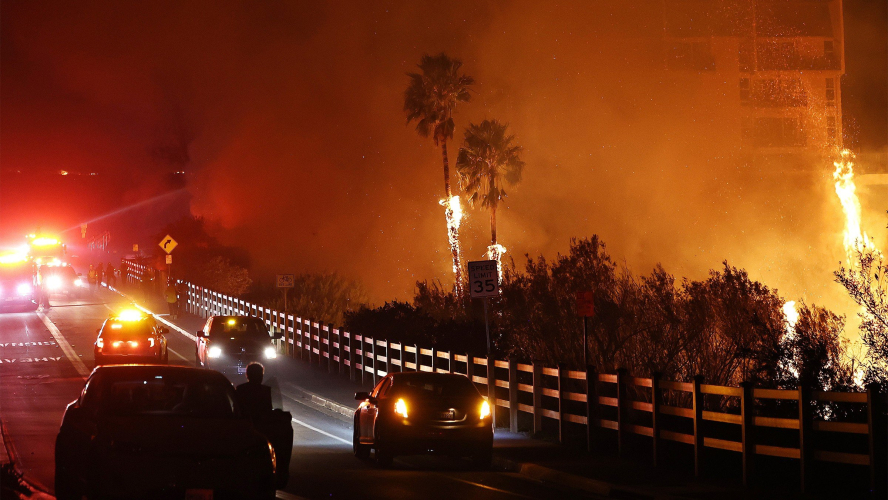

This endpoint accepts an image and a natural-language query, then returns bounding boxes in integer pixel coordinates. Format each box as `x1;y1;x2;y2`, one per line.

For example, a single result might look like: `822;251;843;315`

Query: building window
824;41;835;61
825;78;836;106
739;78;750;105
668;41;715;71
754;117;806;147
753;78;806;107
827;116;837;145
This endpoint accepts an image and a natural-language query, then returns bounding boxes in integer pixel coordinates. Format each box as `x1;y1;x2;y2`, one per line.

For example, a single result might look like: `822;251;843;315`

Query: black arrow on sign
164;239;172;249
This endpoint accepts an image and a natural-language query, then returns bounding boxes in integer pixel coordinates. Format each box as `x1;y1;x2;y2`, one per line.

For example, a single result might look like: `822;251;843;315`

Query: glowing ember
440;195;464;296
832;150;879;263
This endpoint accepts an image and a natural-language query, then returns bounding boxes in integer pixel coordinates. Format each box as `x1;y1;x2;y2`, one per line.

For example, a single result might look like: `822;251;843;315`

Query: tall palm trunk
441;142;464;297
490;204;497;248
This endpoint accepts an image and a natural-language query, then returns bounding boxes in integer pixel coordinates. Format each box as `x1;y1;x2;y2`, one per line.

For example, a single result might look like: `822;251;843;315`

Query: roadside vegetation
347;236;876;393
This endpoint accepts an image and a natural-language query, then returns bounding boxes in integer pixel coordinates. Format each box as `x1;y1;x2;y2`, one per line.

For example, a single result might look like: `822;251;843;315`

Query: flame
486;243;507;284
833;150;879;263
782;300;798;338
440;196;465;295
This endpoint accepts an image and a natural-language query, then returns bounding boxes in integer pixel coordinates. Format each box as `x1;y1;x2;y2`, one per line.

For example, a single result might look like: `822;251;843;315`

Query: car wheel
374;430;394;467
353;422;370;459
471;447;493;470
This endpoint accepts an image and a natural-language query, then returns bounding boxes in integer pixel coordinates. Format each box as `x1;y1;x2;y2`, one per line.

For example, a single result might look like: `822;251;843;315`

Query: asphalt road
0;287;597;499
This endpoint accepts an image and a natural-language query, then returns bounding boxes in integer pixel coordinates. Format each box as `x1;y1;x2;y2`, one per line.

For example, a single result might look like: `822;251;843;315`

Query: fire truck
0;253;38;311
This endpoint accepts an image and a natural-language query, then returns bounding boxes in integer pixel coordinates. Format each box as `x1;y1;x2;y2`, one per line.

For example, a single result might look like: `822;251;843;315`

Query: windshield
101;322;153;338
98;372;237;418
392;374;479;399
210;318;270;341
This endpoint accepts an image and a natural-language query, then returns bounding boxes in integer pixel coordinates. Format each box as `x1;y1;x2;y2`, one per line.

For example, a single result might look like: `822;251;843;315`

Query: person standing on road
36;266;51;310
236;362;273;424
96;263;104;287
87;265;98;293
165;281;179;319
106;263;116;288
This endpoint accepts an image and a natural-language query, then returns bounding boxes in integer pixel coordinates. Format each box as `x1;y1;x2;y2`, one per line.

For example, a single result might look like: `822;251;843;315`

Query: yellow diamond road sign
159;235;178;254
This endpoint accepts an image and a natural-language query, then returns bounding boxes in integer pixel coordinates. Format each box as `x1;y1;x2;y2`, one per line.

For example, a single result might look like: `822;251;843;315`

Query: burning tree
835;245;888;380
404;53;474;297
456;119;525;272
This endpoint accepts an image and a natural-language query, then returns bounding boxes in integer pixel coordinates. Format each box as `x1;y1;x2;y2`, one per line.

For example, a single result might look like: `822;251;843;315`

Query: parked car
195;315;281;379
94;309;168;365
54;365;289;499
353;372;493;468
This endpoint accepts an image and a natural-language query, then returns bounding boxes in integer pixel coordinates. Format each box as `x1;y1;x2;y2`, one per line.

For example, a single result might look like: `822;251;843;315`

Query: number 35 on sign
468;260;499;298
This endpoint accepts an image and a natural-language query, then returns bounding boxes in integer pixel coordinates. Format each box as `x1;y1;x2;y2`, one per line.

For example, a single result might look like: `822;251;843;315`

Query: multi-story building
661;0;845;169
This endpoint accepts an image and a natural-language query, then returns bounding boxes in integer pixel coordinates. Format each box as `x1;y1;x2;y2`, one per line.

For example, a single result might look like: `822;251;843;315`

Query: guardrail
120;262;886;494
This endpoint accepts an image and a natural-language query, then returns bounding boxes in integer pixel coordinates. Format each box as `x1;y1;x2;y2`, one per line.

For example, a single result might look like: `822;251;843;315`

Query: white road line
291;418;351;445
275;491;309;500
443;476;537;499
132;305;197;342
168;347;188;361
36;312;90;379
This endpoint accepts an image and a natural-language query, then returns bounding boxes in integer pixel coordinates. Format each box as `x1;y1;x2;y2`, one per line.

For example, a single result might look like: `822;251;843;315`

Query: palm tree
456;119;525;264
404;53;474;297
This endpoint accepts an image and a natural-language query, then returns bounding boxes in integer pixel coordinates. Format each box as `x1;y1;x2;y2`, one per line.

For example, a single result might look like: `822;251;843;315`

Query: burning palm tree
456;119;525;271
404;53;474;297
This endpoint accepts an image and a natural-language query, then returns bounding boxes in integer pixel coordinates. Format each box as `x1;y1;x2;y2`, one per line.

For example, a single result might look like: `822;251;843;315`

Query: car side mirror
355;392;370;401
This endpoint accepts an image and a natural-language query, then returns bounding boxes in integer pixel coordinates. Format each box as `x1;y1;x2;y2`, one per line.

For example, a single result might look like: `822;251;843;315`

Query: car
41;265;84;298
353;372;494;468
0;259;37;311
195;316;282;379
94;309;169;365
54;365;284;500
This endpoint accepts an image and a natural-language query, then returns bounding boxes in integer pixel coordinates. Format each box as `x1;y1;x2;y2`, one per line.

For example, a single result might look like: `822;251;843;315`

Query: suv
94;310;169;365
195;316;281;379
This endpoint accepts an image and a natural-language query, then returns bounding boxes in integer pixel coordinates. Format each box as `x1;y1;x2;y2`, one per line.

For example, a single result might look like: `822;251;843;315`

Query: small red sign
576;291;595;317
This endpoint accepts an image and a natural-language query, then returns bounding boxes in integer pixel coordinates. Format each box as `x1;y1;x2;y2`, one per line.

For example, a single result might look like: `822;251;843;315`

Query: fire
832;149;879;263
486;243;507;284
782;300;798;338
440;195;464;296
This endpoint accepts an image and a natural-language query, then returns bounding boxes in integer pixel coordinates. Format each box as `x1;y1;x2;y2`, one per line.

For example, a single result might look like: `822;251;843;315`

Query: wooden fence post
508;358;519;433
586;365;598;452
431;347;437;373
385;341;392;376
466;353;475;385
616;368;628;457
693;375;705;477
348;332;356;382
867;384;886;498
487;356;496;427
798;384;813;493
326;324;334;374
558;363;568;443
651;372;662;467
370;337;377;386
448;351;455;374
740;381;755;486
533;360;544;435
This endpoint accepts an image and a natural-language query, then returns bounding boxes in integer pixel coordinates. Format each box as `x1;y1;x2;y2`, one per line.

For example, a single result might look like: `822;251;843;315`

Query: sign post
575;291;595;367
468;260;499;421
277;274;295;311
159;235;178;284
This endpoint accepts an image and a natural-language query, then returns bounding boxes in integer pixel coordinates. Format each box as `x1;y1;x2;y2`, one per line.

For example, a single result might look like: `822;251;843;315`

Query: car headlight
394;398;408;418
17;283;32;296
263;346;277;359
47;276;62;290
480;400;491;420
74;278;83;287
208;346;222;358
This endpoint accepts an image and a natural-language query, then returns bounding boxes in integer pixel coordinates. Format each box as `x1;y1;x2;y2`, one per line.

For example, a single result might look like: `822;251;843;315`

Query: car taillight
394;398;408;418
480;401;491;420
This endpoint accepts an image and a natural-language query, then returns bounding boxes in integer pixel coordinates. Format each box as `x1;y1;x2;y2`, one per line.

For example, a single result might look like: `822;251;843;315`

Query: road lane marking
168;347;188;361
291;418;350;445
36;311;90;379
442;476;538;499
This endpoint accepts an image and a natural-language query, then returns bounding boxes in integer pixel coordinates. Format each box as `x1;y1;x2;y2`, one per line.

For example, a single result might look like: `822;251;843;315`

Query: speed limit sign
468;260;499;298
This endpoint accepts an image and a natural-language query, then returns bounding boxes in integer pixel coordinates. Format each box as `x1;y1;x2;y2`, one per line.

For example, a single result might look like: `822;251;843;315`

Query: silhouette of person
236;362;272;423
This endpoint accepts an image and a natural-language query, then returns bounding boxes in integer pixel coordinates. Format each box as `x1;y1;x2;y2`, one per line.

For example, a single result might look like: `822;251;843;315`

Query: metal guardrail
120;262;886;494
